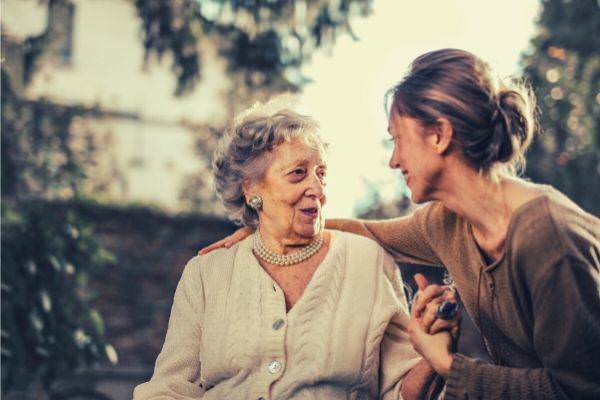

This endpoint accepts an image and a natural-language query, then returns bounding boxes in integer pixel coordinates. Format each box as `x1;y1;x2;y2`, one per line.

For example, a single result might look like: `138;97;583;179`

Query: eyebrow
281;158;327;171
283;158;308;168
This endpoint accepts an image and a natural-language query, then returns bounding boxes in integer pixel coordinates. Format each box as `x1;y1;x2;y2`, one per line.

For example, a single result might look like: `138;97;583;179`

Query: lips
300;207;319;218
401;169;410;184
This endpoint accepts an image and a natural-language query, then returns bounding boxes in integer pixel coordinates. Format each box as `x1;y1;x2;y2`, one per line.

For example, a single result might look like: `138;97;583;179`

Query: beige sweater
133;231;421;399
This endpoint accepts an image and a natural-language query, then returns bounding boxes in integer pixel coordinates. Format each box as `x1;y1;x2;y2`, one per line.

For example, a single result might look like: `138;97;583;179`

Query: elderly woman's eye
292;169;305;175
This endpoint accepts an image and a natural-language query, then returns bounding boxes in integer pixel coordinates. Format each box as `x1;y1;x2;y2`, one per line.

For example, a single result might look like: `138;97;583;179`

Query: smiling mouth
300;207;319;218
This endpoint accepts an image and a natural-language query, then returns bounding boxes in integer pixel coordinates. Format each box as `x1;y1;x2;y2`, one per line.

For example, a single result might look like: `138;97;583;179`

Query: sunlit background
2;0;541;218
300;0;540;216
2;0;598;398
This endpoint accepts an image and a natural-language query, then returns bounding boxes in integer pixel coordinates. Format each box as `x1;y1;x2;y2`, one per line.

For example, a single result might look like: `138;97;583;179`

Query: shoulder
509;188;600;271
333;229;383;250
331;231;387;262
412;201;464;249
332;230;400;278
189;236;252;282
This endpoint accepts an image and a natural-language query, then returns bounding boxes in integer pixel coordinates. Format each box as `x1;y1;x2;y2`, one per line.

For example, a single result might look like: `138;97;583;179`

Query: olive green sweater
335;188;600;399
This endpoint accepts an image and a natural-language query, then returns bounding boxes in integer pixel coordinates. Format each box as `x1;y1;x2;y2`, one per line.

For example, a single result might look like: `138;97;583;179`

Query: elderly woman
133;107;456;399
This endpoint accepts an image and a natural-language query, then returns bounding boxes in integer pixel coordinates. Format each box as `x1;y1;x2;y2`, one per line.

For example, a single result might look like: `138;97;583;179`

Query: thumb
414;273;429;292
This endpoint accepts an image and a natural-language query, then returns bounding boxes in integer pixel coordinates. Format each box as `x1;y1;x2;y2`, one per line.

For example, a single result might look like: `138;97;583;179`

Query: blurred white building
2;0;238;212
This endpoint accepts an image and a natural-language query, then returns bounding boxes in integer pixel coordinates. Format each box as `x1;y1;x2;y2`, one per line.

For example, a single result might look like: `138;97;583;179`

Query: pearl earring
248;195;263;211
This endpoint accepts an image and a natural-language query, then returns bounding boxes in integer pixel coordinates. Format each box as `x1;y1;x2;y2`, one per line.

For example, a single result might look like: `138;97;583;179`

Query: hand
407;316;454;378
198;227;254;255
413;273;461;339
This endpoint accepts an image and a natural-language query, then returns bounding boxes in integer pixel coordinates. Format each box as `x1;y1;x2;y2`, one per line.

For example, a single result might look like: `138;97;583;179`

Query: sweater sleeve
378;252;423;399
445;255;600;400
133;257;206;399
329;204;443;266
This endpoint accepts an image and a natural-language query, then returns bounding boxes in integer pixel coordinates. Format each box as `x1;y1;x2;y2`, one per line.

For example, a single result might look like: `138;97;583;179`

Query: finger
421;296;446;332
428;303;461;335
223;228;253;249
414;273;429;291
429;317;458;335
410;296;420;319
198;238;230;255
234;227;253;240
442;289;457;303
413;285;448;317
407;318;426;340
407;320;428;355
451;324;461;341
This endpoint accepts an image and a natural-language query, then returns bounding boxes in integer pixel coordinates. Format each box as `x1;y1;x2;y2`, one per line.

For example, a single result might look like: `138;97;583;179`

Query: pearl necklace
253;231;324;266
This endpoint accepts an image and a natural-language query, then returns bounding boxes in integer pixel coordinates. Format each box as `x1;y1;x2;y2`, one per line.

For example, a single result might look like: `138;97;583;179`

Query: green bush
1;202;117;394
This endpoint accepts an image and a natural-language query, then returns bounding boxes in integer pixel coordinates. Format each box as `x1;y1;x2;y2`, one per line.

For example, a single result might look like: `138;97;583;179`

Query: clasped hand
407;273;461;378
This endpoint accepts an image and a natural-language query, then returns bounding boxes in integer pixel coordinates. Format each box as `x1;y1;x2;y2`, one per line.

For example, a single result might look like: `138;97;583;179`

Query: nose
388;146;402;169
305;172;325;199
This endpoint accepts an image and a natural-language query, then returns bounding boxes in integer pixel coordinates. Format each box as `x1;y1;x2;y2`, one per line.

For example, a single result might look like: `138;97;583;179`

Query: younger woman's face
387;113;444;203
249;138;327;242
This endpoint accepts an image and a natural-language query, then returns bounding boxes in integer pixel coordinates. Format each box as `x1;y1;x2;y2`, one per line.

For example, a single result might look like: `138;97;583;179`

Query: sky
296;0;541;217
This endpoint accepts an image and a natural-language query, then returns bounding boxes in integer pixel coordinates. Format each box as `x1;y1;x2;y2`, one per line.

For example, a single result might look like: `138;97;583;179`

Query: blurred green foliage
1;70;96;201
1;202;117;394
522;0;600;215
2;45;116;396
135;0;373;94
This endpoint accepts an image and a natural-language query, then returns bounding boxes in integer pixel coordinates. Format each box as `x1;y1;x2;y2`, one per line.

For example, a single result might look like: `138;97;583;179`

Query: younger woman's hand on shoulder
198;227;254;255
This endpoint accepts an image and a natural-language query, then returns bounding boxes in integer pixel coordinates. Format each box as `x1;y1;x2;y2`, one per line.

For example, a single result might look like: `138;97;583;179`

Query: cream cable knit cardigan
133;231;421;399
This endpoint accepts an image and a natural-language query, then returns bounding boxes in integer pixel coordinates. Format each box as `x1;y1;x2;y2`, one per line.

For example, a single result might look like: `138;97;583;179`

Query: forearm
400;359;440;400
445;354;567;400
326;218;377;240
327;209;443;266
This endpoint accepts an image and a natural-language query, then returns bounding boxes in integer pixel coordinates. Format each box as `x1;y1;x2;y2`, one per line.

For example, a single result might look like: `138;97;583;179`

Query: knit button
267;360;282;374
272;318;285;330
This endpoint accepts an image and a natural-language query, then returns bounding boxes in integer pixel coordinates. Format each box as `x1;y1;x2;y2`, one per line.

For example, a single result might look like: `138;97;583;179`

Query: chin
298;228;318;239
409;187;428;204
296;223;321;239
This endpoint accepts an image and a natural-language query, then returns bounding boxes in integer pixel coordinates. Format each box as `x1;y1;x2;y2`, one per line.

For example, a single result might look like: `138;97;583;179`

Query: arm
327;205;442;266
133;257;205;399
444;256;600;400
377;252;436;400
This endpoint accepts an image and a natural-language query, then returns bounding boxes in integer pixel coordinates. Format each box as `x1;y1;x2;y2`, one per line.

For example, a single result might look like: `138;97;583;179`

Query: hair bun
484;87;536;171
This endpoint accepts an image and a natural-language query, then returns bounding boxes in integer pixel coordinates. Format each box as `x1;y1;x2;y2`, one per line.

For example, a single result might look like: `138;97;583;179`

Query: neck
257;225;320;255
430;163;512;243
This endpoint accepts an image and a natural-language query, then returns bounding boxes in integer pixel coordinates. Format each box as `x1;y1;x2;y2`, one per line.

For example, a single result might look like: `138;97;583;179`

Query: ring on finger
435;300;459;321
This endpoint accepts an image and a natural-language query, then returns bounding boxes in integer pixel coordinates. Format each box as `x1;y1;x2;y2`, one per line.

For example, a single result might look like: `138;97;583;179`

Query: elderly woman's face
251;138;327;240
